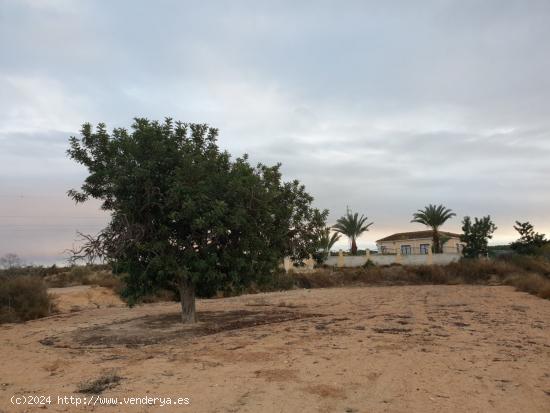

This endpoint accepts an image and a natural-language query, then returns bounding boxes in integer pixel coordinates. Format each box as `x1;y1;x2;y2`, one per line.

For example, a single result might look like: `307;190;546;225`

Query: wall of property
282;250;462;273
377;237;463;255
323;252;461;267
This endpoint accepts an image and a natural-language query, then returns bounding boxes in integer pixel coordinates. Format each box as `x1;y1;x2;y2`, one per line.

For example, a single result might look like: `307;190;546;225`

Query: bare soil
1;285;549;412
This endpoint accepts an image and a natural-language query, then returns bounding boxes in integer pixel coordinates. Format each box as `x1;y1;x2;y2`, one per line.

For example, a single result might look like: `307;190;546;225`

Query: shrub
0;276;52;323
81;270;125;293
500;254;550;275
138;289;178;303
77;371;122;394
294;269;342;289
505;273;550;299
410;265;450;284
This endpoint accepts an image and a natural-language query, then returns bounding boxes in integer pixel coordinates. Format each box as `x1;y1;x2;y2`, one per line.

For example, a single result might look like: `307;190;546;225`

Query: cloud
1;0;550;261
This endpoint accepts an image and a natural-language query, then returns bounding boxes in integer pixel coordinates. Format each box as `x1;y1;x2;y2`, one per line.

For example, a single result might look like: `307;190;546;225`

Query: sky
1;0;549;264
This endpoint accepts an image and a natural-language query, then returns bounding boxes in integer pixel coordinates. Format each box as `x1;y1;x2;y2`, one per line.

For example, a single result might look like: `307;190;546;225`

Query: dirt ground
1;285;549;413
48;286;125;313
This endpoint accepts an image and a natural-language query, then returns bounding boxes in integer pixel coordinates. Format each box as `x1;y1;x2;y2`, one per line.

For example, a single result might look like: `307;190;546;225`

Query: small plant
77;371;122;394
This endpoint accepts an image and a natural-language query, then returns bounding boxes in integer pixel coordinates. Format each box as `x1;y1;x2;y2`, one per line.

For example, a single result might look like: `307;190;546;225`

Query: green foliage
313;227;341;264
460;215;497;258
332;209;373;255
411;204;456;253
67;118;327;318
510;221;548;255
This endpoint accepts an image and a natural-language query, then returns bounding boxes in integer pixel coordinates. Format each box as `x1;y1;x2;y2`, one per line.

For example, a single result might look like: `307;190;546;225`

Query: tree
0;253;22;269
411;204;456;253
332;210;373;255
510;221;548;255
460;216;497;258
67;118;327;323
313;228;341;264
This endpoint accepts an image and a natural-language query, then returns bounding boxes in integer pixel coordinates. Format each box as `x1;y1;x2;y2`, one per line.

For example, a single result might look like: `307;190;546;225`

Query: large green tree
460;216;497;258
67;118;327;323
333;210;373;255
411;204;456;253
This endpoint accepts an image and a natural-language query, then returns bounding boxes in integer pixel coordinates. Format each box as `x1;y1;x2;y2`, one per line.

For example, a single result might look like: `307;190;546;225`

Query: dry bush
138;289;177;303
441;259;519;283
294;269;343;289
0;276;52;323
45;267;125;294
77;371;122;394
505;273;550;299
258;269;297;292
290;258;550;301
500;255;550;275
408;265;452;284
81;270;125;293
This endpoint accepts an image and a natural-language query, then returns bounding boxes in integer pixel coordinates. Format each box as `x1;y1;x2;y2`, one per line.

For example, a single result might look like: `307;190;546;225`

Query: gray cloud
1;0;549;261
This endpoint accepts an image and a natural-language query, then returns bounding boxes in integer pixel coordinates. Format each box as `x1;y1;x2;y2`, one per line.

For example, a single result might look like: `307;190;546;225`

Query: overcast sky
1;0;549;264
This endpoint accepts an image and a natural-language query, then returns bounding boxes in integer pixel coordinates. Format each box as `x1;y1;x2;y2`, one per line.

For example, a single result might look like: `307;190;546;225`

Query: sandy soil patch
1;285;549;412
48;285;124;313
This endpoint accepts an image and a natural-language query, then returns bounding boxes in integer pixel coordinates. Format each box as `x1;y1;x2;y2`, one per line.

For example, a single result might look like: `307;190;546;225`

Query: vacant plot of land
1;285;549;412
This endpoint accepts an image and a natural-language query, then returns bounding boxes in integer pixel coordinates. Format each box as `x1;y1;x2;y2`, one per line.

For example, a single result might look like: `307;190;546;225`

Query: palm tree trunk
351;238;358;255
432;230;440;254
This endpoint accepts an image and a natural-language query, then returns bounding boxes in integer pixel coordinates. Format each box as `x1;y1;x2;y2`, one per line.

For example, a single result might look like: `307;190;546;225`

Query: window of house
401;245;412;255
420;244;430;254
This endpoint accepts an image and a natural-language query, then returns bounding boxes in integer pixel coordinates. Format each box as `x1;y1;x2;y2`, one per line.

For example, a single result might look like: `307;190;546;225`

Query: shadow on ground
40;309;323;349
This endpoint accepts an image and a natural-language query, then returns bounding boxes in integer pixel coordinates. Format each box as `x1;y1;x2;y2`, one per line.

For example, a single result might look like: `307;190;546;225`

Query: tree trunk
178;279;197;324
432;230;440;254
351;238;358;255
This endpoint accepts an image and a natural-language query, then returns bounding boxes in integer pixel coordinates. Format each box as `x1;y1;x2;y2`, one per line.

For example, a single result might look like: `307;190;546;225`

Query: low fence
283;250;461;272
325;253;461;267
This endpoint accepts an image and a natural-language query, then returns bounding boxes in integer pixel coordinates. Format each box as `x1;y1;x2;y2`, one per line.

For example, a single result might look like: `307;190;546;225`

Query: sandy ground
1;285;549;413
48;286;125;313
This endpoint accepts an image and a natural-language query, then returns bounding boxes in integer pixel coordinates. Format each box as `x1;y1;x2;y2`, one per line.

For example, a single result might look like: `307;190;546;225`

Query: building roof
376;230;461;243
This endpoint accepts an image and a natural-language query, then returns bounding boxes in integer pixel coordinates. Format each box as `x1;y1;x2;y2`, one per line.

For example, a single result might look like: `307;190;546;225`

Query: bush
505;273;550;299
138;289;178;303
410;265;450;284
499;254;550;275
77;371;122;394
0;276;52;323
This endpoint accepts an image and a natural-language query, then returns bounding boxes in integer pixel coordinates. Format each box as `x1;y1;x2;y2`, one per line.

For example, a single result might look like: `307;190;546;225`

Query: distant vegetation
460;215;497;258
1;250;549;325
2;209;550;325
510;221;549;256
313;228;341;264
333;209;373;255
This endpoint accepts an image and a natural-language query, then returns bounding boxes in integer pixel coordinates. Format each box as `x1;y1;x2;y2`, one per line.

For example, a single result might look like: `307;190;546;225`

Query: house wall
324;252;461;267
377;237;463;255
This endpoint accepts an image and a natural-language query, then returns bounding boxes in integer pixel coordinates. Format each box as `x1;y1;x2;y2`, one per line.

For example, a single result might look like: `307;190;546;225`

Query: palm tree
314;228;341;264
411;204;456;253
333;209;373;255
